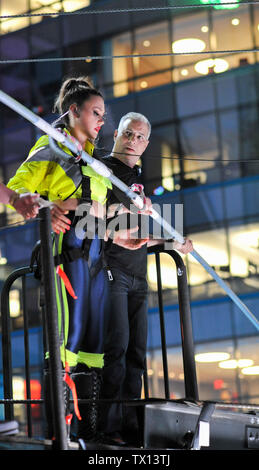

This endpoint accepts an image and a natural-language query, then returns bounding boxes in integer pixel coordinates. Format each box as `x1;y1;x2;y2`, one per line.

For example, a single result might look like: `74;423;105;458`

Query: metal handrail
147;245;199;401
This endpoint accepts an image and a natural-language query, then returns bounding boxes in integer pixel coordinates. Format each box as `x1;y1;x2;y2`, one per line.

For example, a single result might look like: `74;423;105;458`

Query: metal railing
0;218;198;449
146;245;198;402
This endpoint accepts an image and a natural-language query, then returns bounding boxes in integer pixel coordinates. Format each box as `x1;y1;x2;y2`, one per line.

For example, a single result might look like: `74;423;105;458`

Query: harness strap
79;161;92;204
53;245;90;266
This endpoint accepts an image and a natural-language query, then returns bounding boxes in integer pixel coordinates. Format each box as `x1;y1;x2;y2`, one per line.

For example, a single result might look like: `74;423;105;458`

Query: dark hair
54;76;103;126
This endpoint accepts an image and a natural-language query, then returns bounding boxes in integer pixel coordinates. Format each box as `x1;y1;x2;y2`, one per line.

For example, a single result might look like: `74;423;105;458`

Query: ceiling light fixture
195;352;230;363
231;18;240;26
241;366;259;375
195;58;229;75
219;359;254;369
140;80;148;89
172;38;206;54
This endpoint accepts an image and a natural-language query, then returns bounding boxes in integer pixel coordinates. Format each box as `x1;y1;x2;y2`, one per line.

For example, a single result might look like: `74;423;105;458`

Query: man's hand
107;196;153;218
105;225;149;250
173;238;193;254
13;193;40;219
139;196;153;215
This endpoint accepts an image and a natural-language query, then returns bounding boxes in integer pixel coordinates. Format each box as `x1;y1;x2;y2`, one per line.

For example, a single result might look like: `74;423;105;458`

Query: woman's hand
51;200;73;234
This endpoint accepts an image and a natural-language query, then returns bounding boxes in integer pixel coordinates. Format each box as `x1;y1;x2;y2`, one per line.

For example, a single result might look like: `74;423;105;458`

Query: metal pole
1;267;31;421
39;207;68;450
22;275;32;437
155;252;170;399
143;358;149;399
166;250;199;401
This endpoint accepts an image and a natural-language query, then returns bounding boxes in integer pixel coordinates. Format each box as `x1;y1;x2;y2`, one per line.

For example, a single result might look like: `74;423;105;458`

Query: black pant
99;267;148;439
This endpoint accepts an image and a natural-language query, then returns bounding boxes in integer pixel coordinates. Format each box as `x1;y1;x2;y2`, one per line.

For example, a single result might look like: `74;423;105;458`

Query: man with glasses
98;112;193;447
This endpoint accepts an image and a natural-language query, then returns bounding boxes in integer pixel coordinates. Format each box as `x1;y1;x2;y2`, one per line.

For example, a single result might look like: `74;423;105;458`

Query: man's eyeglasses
122;129;148;143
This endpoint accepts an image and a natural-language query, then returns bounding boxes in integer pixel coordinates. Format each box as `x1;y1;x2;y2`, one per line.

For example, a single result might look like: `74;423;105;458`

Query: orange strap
63;362;82;421
56;266;78;299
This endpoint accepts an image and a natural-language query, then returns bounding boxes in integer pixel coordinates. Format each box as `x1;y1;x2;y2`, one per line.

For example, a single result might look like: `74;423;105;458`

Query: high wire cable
99;148;259;164
0;48;259;64
1;1;259;20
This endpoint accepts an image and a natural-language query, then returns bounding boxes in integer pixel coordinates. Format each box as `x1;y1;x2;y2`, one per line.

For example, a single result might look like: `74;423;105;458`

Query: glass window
0;1;29;33
237;336;259;403
146;347;185;399
187;228;230;298
172;7;255;82
211;5;255;73
144;124;180;195
102;21;172;97
138;86;175;124
212;5;253;54
3;126;32;164
194;340;239;402
134;21;171;89
253;3;259;65
29;2;62;26
0;64;31;107
176;78;215;117
101;32;134;97
219;109;241;181
172;10;210;78
228;222;259;282
180;114;220;185
0;1;91;32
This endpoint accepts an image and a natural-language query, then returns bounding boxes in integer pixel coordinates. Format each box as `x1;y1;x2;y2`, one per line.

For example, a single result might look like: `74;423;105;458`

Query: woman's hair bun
63;76;94;93
54;75;102;117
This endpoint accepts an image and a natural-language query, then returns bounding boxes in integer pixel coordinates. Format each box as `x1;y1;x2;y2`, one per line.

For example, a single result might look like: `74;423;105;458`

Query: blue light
153;186;165;196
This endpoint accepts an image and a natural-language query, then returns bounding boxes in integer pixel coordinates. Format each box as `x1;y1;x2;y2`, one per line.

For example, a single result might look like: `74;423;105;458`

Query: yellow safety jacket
7;130;112;203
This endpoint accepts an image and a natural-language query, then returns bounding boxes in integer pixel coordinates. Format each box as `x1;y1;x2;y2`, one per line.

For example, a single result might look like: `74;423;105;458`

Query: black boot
72;364;102;441
43;365;71;440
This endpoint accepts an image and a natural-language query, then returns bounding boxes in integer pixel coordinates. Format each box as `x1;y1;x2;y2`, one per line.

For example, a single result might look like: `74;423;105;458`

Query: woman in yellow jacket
8;77;113;441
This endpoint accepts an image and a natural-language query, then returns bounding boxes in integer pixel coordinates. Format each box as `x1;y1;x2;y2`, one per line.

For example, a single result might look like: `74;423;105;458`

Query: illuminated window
172;12;210;69
228;223;259;283
102;22;171;97
134;22;171;91
180;114;219;185
0;0;30;33
102;32;134;97
212;5;254;69
0;1;91;32
9;289;21;318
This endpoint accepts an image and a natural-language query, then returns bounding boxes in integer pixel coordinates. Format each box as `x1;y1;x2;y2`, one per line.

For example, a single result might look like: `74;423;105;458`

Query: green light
200;0;239;9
